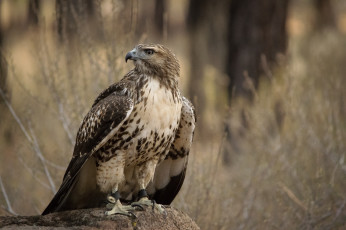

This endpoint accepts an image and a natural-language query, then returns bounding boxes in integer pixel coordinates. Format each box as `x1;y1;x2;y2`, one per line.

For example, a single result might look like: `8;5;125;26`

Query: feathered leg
131;159;166;214
97;154;135;216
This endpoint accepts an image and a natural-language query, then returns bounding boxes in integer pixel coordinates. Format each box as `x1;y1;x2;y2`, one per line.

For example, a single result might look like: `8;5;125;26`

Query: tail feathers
42;177;77;215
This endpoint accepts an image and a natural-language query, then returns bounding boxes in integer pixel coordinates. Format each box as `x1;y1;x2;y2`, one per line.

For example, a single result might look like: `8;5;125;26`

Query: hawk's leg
130;160;166;214
97;153;135;216
107;190;120;204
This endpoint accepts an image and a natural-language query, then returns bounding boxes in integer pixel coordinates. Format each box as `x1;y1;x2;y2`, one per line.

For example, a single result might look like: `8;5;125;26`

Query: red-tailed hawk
42;44;196;216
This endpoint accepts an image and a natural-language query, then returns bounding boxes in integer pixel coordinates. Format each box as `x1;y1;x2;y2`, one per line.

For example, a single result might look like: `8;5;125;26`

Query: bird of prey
42;44;196;216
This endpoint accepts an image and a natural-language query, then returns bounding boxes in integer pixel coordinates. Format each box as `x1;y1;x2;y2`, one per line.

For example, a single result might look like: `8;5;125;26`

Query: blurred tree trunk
27;0;40;26
154;0;166;39
135;0;166;40
226;0;290;100
186;0;210;127
223;0;289;165
186;0;229;134
313;0;336;31
56;0;98;42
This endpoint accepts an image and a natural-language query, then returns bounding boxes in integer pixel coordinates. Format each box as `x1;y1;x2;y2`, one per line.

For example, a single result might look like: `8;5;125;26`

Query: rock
0;206;200;230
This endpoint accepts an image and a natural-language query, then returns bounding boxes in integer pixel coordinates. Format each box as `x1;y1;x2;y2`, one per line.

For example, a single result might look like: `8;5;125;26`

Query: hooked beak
125;49;137;62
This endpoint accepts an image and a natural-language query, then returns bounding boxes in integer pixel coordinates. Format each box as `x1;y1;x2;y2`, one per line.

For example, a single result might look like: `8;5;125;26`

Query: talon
128;211;137;219
158;204;166;215
131;197;166;214
151;200;155;211
131;203;145;211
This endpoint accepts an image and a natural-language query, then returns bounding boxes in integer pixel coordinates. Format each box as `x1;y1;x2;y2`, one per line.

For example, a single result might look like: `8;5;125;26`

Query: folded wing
147;97;196;205
42;82;134;215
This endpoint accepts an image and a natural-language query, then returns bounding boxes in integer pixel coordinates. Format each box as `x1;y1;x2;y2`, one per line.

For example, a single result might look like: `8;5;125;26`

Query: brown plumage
42;44;196;215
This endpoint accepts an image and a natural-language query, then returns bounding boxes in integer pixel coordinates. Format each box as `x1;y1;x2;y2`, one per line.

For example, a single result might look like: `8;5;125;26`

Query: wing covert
42;84;134;215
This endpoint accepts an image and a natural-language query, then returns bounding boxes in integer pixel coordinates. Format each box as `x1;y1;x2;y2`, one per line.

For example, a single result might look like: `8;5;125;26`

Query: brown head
125;44;180;79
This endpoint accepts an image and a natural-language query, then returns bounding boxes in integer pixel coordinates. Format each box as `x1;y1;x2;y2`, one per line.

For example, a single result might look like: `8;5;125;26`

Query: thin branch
260;54;273;81
205;133;226;200
0;176;17;215
333;200;346;222
243;70;258;100
57;102;75;145
38;28;75;146
17;155;51;190
44;159;66;171
0;87;56;194
0;87;33;144
278;182;308;212
9;56;74;134
27;122;57;193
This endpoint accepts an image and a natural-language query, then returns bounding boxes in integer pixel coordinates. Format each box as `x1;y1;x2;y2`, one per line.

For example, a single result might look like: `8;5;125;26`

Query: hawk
42;44;196;216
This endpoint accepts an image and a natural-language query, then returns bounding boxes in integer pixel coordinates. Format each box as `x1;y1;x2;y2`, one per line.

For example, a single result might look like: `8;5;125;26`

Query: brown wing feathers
42;84;134;215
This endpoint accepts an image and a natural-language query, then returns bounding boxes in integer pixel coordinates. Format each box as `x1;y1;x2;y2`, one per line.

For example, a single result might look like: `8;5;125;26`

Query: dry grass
174;31;346;229
0;1;345;229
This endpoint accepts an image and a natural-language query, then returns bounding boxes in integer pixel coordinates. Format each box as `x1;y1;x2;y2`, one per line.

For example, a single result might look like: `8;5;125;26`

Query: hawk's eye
144;49;154;55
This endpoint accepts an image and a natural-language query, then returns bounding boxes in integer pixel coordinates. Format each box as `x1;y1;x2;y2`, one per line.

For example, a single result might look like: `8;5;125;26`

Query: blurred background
0;0;345;229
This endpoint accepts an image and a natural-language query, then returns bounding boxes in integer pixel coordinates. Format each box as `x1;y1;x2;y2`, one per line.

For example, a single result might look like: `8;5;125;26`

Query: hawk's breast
125;77;182;165
95;76;182;193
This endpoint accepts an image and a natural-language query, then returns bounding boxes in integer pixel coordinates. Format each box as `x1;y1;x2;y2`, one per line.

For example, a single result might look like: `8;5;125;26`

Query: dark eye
144;49;154;55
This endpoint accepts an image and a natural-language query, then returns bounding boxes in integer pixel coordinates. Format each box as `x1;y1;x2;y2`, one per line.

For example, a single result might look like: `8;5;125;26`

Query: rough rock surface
0;206;200;230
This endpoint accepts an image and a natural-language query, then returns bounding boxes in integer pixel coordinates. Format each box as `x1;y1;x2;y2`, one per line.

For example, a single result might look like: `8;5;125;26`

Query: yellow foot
105;200;136;218
131;197;166;215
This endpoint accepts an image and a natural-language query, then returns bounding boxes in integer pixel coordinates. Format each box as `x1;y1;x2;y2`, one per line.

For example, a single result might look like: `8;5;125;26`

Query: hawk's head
125;44;180;78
